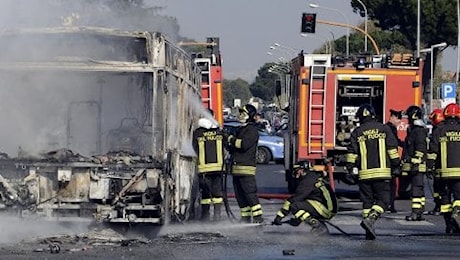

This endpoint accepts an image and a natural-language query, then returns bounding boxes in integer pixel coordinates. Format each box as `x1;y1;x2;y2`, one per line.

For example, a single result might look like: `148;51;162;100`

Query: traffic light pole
316;19;380;55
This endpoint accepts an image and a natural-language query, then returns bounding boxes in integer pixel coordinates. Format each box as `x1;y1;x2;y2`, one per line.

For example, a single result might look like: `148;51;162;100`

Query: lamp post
421;42;448;112
301;33;332;54
417;0;420;58
309;3;350;57
356;0;368;52
273;43;298;57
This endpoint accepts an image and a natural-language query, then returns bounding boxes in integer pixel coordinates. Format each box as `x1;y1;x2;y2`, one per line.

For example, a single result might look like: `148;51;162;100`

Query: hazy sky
162;0;457;82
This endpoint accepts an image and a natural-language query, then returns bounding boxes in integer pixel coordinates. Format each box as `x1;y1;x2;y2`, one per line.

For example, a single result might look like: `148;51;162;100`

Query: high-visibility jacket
402;124;428;173
427;118;460;179
346;119;400;181
192;122;225;174
277;172;338;220
228;122;259;175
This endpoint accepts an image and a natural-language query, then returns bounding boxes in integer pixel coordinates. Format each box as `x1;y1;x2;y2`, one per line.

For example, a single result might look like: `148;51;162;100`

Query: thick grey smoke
0;0;183;157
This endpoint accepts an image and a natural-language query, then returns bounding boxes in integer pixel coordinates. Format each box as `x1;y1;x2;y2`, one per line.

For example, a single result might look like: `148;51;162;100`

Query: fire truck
284;52;423;193
192;38;224;125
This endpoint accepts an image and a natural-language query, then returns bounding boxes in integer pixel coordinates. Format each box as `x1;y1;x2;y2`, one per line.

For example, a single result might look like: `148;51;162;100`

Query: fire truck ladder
202;68;212;108
307;64;328;154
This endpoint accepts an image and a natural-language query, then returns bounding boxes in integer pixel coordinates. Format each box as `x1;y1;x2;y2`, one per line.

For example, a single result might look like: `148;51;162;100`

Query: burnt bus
0;27;201;224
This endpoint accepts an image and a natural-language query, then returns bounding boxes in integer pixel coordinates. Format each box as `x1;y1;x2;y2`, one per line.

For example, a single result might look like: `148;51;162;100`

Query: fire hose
222;153;238;221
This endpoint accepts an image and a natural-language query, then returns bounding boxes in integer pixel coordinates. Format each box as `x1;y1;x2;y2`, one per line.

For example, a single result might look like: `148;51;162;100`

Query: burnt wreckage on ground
0;27;201;224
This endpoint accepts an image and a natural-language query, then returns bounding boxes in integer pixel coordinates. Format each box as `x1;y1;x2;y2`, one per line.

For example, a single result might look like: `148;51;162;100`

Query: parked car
223;121;284;164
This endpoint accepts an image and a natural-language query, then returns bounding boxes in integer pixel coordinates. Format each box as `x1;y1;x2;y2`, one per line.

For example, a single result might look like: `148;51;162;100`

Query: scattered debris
161;232;225;244
282;249;295;256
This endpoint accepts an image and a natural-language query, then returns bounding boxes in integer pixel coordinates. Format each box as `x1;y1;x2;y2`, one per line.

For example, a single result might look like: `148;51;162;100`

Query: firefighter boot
252;215;265;224
306;217;329;236
444;213;456;234
240;216;252;223
201;204;210;222
360;210;379;240
451;206;460;227
213;204;222;222
428;198;441;216
405;210;425;221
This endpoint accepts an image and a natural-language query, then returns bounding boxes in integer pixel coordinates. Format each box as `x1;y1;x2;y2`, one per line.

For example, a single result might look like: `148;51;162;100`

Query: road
1;164;460;259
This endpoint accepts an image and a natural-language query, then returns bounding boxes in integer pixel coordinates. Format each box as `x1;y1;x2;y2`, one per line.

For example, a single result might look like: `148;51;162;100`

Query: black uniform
385;121;403;213
192;119;225;221
428;117;460;233
402;123;428;220
346;116;400;240
274;170;338;235
228;121;263;223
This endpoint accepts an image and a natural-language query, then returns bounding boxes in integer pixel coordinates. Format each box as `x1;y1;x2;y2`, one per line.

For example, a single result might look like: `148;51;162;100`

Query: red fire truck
193;37;224;125
284;52;423;193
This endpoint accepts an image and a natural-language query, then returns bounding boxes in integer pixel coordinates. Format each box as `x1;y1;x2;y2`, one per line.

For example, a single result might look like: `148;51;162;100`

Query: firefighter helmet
443;103;460;118
238;104;257;123
429;108;445;126
405;105;422;122
293;160;311;177
355;104;376;122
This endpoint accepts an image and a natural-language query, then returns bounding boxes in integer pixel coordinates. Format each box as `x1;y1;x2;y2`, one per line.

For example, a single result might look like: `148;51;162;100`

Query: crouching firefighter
345;104;401;240
427;103;460;233
226;104;264;223
192;111;225;222
272;161;338;235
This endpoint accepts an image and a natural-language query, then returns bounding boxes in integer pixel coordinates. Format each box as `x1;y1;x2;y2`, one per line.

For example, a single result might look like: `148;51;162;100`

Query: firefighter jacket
277;172;338;219
228;122;259;175
427;118;460;179
346;118;400;181
192;118;225;174
385;121;404;148
402;121;428;173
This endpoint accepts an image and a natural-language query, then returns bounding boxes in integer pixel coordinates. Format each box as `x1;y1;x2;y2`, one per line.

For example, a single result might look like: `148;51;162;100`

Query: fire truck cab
285;52;423;192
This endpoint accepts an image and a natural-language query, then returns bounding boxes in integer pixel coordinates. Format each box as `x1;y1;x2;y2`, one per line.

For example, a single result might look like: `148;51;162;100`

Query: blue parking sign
441;83;457;99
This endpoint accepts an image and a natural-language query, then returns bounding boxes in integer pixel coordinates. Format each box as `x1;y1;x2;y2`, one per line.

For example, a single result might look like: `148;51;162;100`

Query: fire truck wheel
256;147;272;164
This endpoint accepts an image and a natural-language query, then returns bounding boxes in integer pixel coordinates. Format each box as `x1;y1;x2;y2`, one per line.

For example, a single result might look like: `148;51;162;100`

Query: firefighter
427;108;445;216
192;109;225;222
386;109;404;213
403;105;428;221
427;103;460;233
272;161;338;235
345;104;401;240
226;104;264;223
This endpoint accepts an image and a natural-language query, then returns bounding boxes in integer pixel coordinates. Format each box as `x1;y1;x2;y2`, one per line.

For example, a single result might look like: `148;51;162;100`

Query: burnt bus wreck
0;27;201;224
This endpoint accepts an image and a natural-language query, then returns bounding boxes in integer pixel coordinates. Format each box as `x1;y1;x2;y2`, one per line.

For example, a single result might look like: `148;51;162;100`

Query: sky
161;0;457;82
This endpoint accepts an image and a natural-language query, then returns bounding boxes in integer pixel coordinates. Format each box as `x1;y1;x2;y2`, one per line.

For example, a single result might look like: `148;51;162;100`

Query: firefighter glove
391;167;401;177
227;135;235;144
411;163;419;172
346;163;355;175
272;216;283;226
288;218;302;227
426;169;435;180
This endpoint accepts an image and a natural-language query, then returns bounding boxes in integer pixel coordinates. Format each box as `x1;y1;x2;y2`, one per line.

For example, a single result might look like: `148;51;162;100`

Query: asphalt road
1;164;460;259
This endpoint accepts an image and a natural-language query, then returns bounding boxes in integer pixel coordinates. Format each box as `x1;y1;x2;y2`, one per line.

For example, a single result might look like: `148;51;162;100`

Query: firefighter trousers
441;180;460;211
289;200;328;221
409;171;425;212
199;172;223;204
232;175;262;218
359;179;390;214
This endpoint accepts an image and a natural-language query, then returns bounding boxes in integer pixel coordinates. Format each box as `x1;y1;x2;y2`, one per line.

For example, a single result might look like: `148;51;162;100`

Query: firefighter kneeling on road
271;161;337;235
346;104;401;240
427;103;460;233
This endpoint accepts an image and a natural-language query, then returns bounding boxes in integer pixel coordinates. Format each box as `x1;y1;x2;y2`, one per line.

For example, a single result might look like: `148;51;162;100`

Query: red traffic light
305;15;313;22
301;13;316;33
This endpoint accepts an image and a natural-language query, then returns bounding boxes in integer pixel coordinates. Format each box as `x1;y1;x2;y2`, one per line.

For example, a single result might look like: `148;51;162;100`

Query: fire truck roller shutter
335;75;385;148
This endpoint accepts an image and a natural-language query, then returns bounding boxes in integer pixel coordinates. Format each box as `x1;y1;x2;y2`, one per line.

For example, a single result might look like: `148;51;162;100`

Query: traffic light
301;13;316;33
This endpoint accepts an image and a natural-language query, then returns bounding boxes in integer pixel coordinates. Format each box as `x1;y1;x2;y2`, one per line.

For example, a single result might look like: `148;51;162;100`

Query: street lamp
309;3;350;57
273;43;298;57
420;42;447;112
301;33;332;54
356;0;368;52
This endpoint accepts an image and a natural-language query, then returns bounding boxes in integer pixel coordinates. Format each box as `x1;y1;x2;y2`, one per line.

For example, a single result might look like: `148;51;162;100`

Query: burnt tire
256;147;271;164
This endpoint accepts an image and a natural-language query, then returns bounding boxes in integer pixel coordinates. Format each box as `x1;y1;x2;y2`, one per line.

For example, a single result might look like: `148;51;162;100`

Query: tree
223;78;252;107
249;63;284;102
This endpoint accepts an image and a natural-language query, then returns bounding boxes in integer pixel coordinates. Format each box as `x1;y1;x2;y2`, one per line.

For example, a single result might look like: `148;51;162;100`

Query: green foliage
223;78;252;107
350;0;457;48
249;63;284;102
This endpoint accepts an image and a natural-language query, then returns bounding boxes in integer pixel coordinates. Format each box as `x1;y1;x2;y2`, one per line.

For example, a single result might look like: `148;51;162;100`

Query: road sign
441;83;456;99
